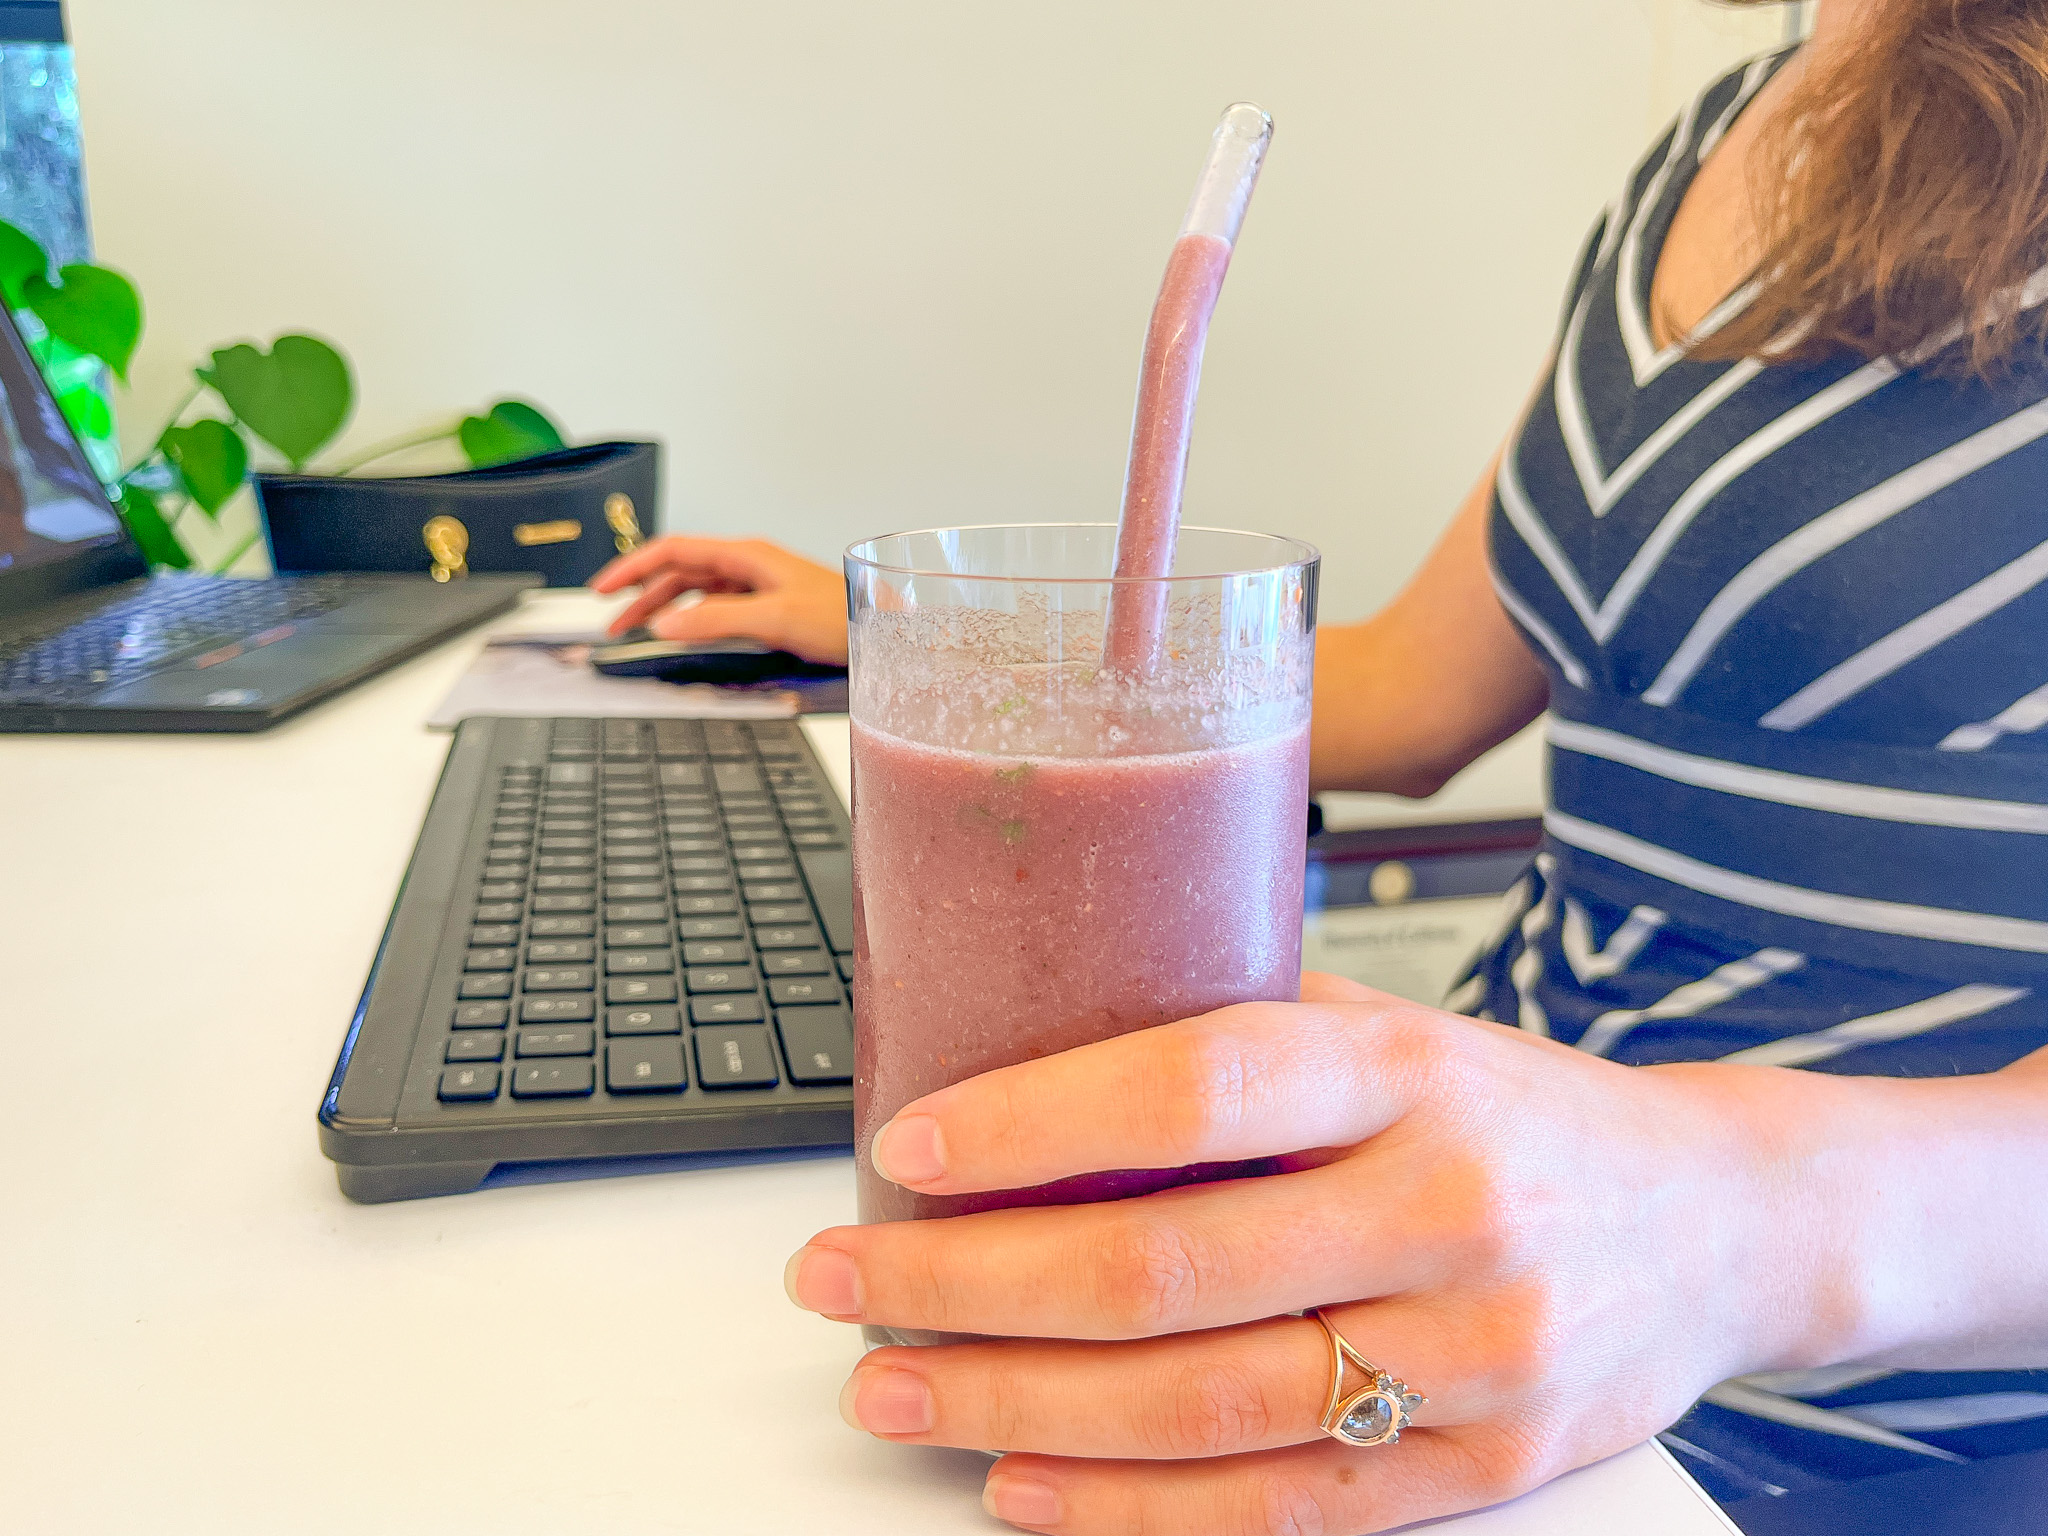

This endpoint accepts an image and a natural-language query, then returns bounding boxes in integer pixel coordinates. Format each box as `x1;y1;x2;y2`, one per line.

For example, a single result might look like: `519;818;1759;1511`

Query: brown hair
1696;0;2048;377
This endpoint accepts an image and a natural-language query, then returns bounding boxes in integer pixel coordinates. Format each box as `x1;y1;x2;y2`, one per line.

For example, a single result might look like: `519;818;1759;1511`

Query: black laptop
0;304;537;733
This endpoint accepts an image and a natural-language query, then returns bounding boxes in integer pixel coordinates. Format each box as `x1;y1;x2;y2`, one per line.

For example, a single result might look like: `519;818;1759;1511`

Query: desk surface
1;592;1731;1535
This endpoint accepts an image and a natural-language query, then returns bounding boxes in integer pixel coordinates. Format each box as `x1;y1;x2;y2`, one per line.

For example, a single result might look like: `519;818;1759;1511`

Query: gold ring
1311;1308;1425;1448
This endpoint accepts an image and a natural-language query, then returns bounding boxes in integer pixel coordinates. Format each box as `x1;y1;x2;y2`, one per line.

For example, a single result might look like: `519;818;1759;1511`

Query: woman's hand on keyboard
590;535;848;664
784;973;1849;1534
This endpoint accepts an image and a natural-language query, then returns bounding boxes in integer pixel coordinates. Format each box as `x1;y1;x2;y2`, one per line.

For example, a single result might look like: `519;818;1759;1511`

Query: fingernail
839;1366;934;1435
983;1475;1062;1529
872;1114;946;1186
783;1245;861;1316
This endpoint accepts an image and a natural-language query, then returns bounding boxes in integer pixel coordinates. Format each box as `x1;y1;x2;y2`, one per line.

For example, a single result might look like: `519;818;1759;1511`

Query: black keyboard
318;715;857;1202
0;572;358;702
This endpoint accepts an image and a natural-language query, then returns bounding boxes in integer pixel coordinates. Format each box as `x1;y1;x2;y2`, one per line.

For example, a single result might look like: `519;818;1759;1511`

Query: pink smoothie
1103;230;1235;676
851;718;1310;1229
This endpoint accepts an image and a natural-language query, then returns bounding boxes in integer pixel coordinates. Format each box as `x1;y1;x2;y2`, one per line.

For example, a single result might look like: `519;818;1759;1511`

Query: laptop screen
0;299;140;614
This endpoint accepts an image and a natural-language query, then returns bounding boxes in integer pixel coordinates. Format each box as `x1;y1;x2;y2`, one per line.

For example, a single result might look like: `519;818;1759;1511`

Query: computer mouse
589;633;840;684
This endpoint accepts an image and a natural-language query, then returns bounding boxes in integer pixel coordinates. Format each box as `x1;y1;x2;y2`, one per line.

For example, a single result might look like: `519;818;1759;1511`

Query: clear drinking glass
845;524;1319;1347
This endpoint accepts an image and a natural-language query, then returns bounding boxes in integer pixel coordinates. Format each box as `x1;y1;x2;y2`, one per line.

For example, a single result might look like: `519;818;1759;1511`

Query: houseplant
0;216;566;573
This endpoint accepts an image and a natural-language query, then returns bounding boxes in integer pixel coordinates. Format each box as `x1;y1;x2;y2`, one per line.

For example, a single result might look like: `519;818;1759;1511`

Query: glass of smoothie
845;523;1317;1347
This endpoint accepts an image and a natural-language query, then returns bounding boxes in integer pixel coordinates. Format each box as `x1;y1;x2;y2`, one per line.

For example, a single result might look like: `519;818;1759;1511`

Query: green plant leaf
55;382;111;443
160;419;249;517
457;398;565;467
116;483;191;570
199;334;353;470
22;264;142;380
0;220;48;308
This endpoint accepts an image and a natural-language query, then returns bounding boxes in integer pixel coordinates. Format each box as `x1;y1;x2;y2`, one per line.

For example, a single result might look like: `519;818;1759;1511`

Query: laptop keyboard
0;573;358;702
429;716;855;1107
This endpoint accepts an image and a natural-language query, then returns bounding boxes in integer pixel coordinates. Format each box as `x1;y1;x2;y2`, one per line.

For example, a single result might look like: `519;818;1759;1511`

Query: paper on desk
426;635;800;728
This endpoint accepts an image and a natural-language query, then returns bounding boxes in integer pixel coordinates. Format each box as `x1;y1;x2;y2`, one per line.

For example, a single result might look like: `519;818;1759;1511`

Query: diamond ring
1311;1308;1426;1448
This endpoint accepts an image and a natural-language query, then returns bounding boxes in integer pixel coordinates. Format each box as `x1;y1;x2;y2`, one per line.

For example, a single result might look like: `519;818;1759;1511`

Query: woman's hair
1696;0;2048;377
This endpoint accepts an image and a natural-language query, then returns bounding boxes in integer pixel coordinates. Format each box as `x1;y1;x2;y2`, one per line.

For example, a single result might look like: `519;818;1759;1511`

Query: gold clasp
513;519;582;547
423;514;469;581
604;491;644;554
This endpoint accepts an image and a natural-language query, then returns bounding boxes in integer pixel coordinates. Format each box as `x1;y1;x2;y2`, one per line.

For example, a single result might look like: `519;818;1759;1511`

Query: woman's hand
787;975;1840;1534
589;534;847;664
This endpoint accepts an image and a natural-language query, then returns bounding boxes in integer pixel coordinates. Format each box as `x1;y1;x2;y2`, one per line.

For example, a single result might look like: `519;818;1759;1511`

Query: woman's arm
1311;452;1550;796
788;983;2048;1533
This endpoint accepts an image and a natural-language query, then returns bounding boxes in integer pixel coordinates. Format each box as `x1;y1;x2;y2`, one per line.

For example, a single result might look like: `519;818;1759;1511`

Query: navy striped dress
1457;48;2048;1506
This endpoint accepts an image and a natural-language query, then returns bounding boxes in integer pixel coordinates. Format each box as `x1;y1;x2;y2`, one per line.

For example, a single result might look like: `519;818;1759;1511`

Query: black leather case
255;441;659;587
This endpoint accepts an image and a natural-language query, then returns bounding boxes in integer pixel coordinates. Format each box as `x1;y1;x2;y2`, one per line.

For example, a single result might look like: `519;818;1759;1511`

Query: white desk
0;592;1733;1535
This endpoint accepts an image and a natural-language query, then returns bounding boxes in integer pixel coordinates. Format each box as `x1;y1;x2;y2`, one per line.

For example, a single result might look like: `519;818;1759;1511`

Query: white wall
67;0;1785;811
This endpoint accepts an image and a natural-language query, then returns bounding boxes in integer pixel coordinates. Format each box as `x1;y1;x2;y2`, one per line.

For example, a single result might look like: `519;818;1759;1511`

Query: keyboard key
777;1006;855;1084
464;947;516;972
453;1001;510;1028
606;1005;681;1036
546;762;595;785
695;1025;778;1088
458;973;513;999
799;848;856;954
669;856;727;875
790;830;847;849
447;1032;505;1062
481;862;528;882
760;949;831;977
516;1026;596;1057
535;873;595;892
675;894;737;916
686;965;758;994
606;976;678;1004
768;977;839;1007
607;1039;688;1093
523;966;594;992
743;862;800;884
732;845;789;862
477;881;524;901
666;837;722;855
526;939;594;963
438;1064;501;1101
742;881;805;903
654;721;706;757
690;993;765;1025
530;914;595;937
658;760;709;788
682;940;750;966
470;924;520;946
672;874;733;894
604;808;657;824
531;893;595;914
605;950;674;975
512;1060;596;1097
713;761;765;793
605;901;669;923
604;924;668;948
604;861;664;880
474;901;522;923
723;809;776;826
753;924;822;951
746;903;811;926
677;916;744;940
535;853;595;871
607;880;666;900
520;994;596;1023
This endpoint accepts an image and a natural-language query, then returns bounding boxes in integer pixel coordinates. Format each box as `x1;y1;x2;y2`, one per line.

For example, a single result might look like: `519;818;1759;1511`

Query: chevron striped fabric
1455;48;2048;1504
